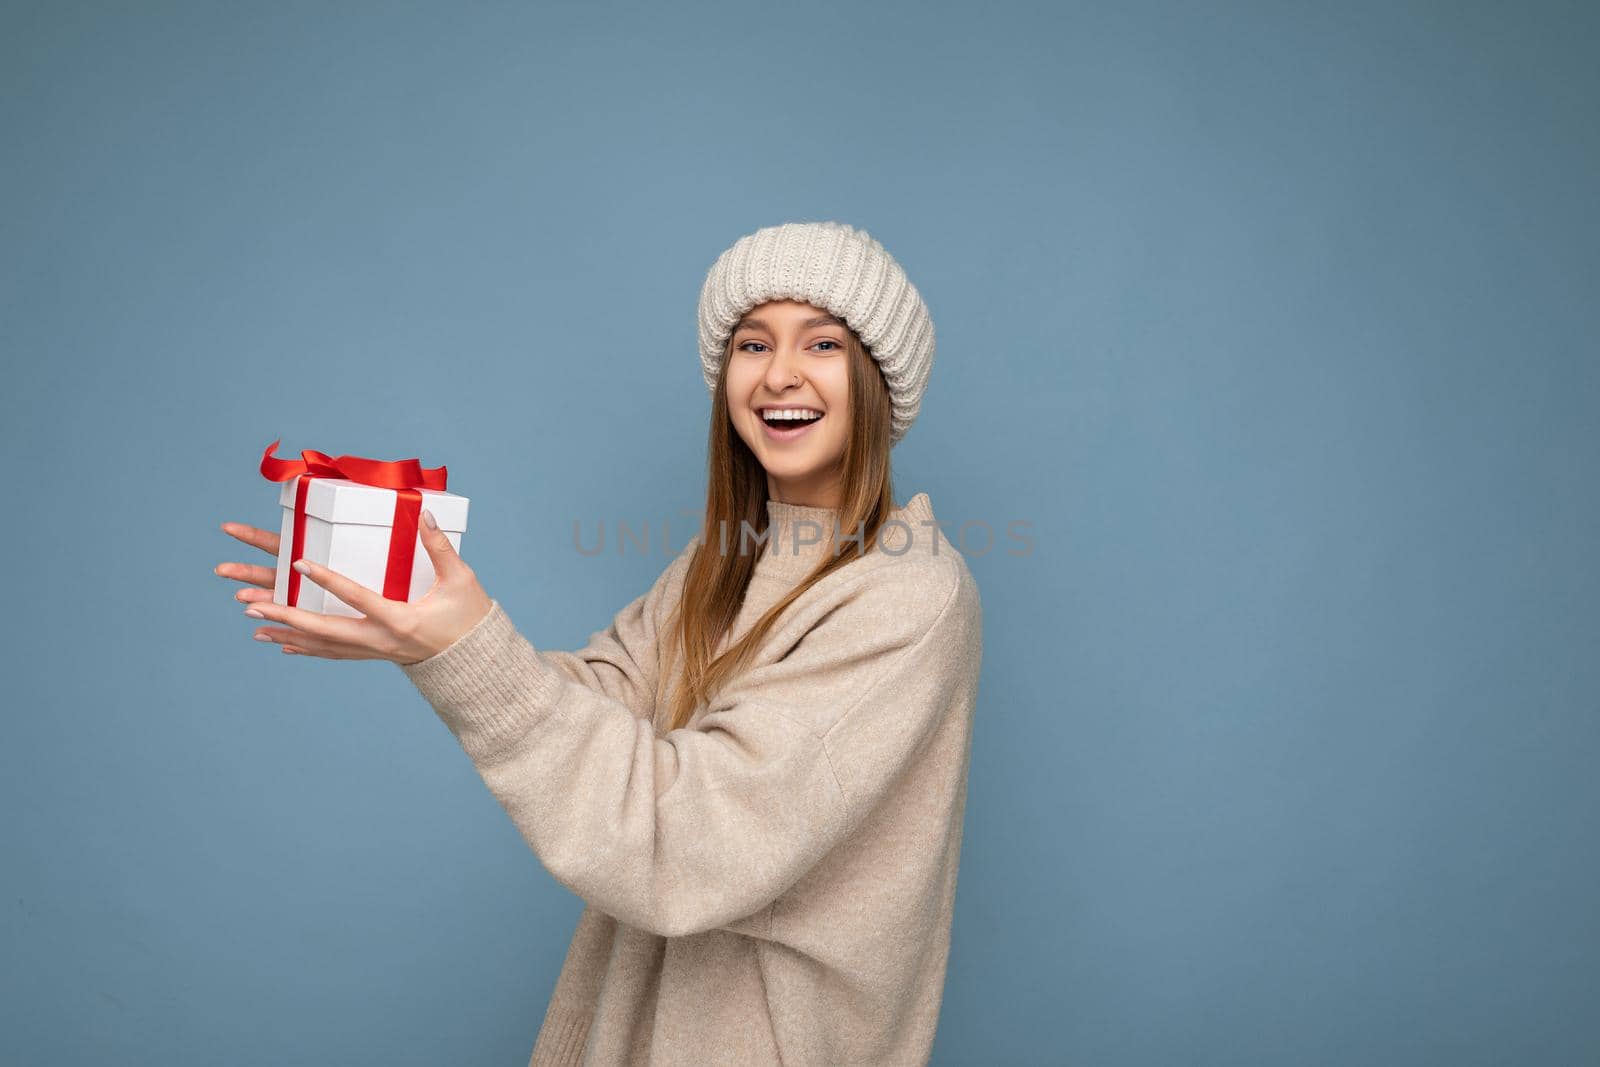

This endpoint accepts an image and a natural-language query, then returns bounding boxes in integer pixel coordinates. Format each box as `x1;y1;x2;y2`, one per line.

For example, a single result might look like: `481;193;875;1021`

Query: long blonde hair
658;325;899;732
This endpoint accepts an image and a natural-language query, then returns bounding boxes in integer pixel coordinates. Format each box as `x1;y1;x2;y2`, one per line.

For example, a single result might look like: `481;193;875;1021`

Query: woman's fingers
288;558;401;628
418;509;468;587
221;521;281;558
217;523;281;590
251;625;375;660
215;560;277;590
243;596;374;647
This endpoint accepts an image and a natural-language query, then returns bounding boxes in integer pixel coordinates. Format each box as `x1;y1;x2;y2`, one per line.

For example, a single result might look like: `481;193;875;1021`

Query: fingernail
244;608;264;618
254;633;272;641
422;509;438;530
293;559;310;574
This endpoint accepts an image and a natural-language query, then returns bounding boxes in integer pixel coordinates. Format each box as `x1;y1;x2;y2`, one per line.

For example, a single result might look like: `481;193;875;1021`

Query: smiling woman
215;220;981;1067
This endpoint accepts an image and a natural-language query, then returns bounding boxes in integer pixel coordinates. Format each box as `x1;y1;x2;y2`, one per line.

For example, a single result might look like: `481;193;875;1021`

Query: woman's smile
759;408;826;443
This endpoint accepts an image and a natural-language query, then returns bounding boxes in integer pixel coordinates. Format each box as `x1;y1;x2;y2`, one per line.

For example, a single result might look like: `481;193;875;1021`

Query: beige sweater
399;492;983;1066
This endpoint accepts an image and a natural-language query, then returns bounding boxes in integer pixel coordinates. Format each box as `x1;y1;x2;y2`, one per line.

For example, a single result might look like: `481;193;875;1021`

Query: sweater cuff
397;599;568;760
529;1003;592;1066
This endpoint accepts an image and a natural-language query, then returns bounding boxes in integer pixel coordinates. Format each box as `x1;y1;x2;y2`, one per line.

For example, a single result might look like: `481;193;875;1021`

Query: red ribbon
259;439;449;607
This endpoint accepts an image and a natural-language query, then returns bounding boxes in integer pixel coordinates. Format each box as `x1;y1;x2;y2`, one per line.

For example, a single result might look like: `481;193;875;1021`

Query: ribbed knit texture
398;492;982;1066
697;221;937;448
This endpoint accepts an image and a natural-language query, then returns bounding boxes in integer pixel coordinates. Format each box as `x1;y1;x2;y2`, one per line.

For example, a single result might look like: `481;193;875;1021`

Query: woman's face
725;299;853;508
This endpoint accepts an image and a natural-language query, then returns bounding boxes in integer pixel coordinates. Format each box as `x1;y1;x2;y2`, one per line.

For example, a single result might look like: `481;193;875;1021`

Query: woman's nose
764;347;803;387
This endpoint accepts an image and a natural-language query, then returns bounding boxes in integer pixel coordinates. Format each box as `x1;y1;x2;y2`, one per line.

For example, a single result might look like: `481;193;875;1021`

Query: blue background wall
4;1;1597;1063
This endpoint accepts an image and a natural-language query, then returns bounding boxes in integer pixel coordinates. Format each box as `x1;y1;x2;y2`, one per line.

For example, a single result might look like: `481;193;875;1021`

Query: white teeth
763;409;823;421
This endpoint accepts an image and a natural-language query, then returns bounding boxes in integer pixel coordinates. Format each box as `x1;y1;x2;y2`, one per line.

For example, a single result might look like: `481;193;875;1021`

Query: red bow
259;439;449;606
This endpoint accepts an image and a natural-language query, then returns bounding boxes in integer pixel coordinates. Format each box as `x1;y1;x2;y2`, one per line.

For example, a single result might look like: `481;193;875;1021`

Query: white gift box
272;475;470;617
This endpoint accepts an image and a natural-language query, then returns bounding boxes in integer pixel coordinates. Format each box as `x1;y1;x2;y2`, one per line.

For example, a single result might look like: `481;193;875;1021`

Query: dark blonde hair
658;324;899;732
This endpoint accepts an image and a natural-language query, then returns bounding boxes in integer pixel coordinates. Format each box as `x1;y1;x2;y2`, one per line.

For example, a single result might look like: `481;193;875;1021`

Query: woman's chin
759;451;830;475
738;428;842;479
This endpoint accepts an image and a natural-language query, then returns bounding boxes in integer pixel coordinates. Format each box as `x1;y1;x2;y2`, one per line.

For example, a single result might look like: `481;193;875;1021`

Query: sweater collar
755;492;936;580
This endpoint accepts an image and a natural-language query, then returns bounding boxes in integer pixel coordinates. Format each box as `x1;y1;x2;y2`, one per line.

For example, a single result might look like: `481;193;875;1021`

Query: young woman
217;220;983;1066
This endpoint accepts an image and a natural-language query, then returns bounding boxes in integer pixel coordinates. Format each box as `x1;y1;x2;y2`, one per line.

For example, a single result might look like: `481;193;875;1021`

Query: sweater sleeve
398;555;981;939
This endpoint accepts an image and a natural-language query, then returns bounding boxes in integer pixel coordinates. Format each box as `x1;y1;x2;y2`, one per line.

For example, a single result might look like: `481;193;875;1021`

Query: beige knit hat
698;220;936;447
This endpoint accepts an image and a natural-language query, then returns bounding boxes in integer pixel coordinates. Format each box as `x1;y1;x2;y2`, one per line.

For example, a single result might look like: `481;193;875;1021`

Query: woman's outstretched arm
399;554;982;940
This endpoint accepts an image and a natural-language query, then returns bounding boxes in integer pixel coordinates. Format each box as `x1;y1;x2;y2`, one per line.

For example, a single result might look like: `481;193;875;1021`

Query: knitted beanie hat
697;220;936;448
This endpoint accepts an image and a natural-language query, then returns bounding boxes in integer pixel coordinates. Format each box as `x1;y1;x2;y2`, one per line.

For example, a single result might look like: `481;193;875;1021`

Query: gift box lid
277;475;469;532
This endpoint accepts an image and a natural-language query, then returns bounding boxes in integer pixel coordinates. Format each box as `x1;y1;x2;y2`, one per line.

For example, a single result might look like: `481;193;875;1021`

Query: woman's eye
737;339;840;353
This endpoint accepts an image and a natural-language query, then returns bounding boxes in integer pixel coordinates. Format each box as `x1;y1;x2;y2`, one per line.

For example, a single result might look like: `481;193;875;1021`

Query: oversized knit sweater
398;492;983;1066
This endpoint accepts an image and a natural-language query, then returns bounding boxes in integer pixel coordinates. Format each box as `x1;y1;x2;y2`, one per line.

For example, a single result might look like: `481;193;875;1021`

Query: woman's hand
215;510;493;665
